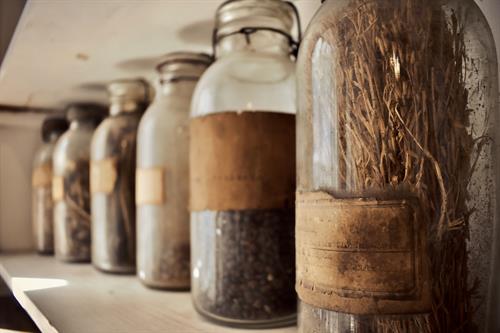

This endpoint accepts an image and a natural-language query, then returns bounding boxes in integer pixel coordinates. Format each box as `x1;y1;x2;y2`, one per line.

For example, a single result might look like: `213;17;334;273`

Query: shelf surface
0;253;297;333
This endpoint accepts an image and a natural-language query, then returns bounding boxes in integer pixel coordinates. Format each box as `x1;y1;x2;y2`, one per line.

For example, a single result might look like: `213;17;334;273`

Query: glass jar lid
156;52;213;84
66;102;108;122
41;116;68;142
213;0;301;57
108;79;151;115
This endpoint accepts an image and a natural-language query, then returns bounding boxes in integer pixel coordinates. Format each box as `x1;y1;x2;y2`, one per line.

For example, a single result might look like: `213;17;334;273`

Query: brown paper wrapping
90;159;117;194
136;167;165;205
52;176;64;202
32;164;52;188
296;191;431;315
190;111;295;211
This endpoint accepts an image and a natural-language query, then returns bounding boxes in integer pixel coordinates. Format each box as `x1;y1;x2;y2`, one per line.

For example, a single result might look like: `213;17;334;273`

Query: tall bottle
296;0;499;332
91;79;149;274
53;103;106;262
137;52;212;289
189;0;301;328
32;116;68;254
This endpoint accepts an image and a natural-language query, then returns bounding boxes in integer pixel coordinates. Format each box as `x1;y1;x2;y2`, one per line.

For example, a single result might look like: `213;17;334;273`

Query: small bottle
53;103;107;262
32;116;68;255
91;79;149;274
137;52;212;289
189;0;301;328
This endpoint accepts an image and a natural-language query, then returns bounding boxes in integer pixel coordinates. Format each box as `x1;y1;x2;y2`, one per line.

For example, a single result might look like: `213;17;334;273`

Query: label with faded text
136;167;165;205
91;159;117;194
189;111;295;211
32;164;52;188
296;191;431;315
52;176;64;202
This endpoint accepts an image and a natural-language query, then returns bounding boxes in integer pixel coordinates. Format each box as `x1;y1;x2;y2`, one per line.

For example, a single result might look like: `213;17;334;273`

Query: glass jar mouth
108;79;151;114
65;103;108;122
213;0;301;57
156;52;213;71
156;52;213;84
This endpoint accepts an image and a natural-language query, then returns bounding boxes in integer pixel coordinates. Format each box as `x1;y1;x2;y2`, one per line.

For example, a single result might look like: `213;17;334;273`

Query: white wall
0;113;43;251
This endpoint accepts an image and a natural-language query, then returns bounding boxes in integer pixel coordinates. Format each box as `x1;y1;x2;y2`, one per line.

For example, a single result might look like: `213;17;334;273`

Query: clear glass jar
190;0;300;328
137;52;212;289
32;116;68;255
296;0;499;332
53;104;106;262
90;79;149;274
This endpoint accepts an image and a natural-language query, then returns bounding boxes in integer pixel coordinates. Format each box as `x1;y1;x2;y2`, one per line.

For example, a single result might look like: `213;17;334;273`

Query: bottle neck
70;119;97;130
110;101;143;116
158;79;198;96
216;31;292;58
48;132;61;143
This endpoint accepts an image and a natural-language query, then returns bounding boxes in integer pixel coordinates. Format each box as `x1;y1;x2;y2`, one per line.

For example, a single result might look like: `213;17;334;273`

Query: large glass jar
137;52;212;289
296;0;499;332
53;104;106;262
190;0;300;328
91;79;149;274
32;116;68;255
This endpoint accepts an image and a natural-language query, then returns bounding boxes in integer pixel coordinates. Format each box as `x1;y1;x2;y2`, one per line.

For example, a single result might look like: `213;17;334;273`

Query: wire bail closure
211;0;302;58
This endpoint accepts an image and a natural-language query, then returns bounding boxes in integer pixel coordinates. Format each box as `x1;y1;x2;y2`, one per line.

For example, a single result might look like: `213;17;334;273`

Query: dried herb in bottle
91;79;149;273
53;103;106;262
296;0;500;332
32;116;68;254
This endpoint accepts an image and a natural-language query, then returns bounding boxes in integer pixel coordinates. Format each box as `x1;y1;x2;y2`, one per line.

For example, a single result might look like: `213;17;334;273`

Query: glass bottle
296;0;499;332
190;0;301;328
91;79;149;274
137;52;212;289
53;103;106;262
32;116;68;255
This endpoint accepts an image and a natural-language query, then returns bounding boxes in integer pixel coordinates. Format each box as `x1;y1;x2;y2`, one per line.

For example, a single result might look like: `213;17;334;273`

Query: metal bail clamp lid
211;0;302;58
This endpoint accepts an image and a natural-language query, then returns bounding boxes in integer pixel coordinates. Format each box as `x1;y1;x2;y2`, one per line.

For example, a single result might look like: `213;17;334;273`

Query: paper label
190;111;295;211
52;176;64;202
32;164;52;188
136;167;165;205
91;159;117;194
296;191;431;315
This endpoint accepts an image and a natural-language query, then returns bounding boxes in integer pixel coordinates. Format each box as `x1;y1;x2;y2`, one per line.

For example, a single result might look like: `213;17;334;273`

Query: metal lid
66;102;108;122
156;52;213;84
213;0;301;57
108;79;151;114
156;52;213;71
216;0;295;33
41;116;69;142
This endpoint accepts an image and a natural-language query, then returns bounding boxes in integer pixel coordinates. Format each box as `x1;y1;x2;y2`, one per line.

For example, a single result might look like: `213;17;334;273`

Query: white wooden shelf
0;254;297;333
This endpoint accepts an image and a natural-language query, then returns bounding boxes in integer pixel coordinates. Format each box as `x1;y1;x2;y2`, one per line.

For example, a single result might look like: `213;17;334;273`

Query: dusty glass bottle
296;0;499;332
53;104;106;262
137;52;212;289
190;0;301;328
32;116;68;255
91;79;149;274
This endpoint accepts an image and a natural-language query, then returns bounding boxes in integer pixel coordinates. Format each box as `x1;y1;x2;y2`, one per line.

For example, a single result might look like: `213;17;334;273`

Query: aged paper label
296;191;431;315
52;176;64;202
190;111;295;211
91;159;117;194
136;167;165;205
32;164;52;188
